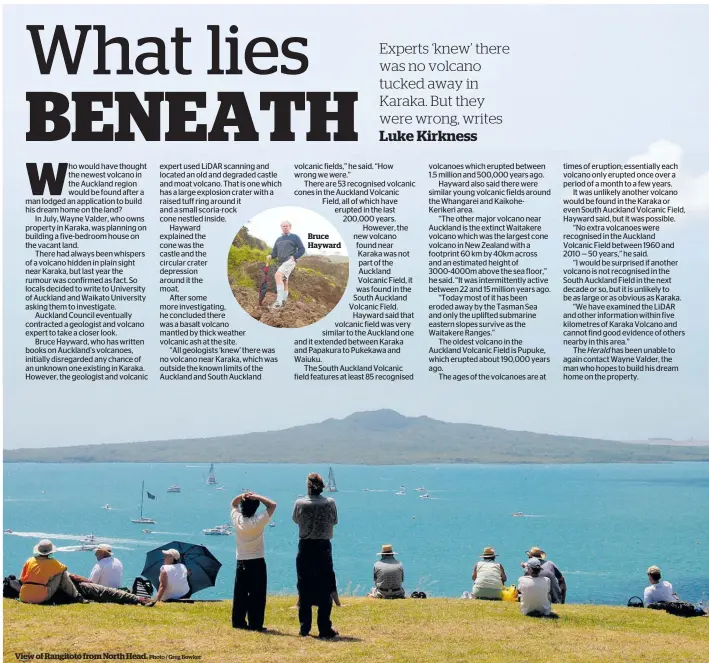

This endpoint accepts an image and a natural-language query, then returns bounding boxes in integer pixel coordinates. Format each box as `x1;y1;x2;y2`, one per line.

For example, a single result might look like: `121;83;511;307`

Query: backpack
3;575;21;599
627;596;644;608
131;577;154;599
647;601;704;618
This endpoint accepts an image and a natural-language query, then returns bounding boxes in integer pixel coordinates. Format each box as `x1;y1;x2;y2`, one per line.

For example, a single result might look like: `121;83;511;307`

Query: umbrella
141;541;222;595
258;262;270;305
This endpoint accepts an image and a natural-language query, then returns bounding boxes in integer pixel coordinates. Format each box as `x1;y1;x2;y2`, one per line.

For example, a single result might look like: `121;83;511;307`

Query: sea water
3;462;707;605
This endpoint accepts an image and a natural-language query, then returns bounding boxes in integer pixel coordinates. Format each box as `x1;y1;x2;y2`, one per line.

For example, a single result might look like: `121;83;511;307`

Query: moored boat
131;481;157;524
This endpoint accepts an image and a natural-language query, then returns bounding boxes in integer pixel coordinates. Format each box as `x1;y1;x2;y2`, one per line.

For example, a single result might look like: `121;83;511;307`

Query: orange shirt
19;556;67;603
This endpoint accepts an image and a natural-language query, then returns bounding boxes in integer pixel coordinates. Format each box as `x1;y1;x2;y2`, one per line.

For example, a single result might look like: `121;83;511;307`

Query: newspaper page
3;3;708;662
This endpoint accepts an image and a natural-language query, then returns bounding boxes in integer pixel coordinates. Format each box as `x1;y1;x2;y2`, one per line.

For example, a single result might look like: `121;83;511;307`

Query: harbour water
3;462;707;604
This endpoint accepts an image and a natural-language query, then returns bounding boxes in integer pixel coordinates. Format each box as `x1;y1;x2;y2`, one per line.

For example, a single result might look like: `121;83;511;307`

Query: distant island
5;410;709;464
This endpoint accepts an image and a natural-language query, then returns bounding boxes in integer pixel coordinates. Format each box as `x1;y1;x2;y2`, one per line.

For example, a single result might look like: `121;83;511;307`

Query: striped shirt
374;557;405;592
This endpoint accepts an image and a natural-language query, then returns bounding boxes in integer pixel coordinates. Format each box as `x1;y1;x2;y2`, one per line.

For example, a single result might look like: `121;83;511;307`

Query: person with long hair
292;472;339;638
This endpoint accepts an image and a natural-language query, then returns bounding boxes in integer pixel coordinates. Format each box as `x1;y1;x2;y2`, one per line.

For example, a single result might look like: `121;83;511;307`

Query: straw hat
479;547;497;558
33;539;57;557
647;565;661;575
526;547;546;559
378;544;397;556
96;543;112;554
162;548;181;562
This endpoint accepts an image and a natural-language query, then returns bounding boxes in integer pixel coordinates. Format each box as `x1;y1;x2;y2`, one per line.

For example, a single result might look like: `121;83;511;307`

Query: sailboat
325;467;338;493
131;481;156;524
206;463;217;485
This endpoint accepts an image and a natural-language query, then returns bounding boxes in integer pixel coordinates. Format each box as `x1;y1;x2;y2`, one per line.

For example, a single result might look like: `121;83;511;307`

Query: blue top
272;233;305;263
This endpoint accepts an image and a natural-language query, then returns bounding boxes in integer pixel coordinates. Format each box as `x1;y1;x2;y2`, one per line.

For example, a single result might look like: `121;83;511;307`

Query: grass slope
4;597;707;663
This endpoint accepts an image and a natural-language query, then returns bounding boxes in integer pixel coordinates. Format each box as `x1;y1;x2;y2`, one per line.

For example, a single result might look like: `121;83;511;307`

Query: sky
246;206;348;257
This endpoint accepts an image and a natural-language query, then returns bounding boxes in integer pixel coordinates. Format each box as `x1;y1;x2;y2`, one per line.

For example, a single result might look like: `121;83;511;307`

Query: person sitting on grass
472;547;507;600
521;546;567;604
19;539;86;605
154;549;191;603
369;544;405;599
644;565;679;606
518;557;555;617
88;543;123;589
20;539;151;606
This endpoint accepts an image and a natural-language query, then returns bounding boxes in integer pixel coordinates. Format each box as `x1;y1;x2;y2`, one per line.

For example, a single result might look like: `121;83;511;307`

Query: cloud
627;140;709;214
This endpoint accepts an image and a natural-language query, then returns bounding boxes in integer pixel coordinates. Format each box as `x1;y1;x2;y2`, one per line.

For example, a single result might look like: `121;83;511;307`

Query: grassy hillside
227;225;349;328
4;410;709;465
5;410;709;464
4;597;707;663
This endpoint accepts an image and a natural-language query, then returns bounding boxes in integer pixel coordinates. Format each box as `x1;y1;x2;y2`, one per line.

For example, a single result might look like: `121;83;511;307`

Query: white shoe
270;301;283;310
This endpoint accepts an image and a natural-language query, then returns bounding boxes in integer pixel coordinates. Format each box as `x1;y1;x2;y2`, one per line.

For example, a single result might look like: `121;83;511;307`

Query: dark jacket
272;233;305;265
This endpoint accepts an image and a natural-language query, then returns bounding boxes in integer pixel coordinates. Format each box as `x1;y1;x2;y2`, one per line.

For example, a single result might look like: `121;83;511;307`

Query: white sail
326;467;338;492
206;463;217;485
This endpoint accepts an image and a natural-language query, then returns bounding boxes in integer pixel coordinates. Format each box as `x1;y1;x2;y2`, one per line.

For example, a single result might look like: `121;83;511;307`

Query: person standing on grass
292;472;339;639
230;491;277;631
265;220;305;310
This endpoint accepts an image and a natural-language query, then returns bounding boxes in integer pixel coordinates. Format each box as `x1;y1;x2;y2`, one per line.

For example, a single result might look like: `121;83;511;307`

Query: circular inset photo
228;206;349;328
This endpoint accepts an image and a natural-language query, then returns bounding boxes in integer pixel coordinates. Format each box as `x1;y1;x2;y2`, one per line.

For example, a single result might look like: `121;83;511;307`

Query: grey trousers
76;581;144;605
45;571;83;604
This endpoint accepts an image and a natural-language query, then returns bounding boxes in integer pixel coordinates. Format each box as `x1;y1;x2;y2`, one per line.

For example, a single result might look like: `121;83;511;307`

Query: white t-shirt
88;556;124;588
231;508;271;560
161;563;190;600
518;575;551;616
644;581;676;606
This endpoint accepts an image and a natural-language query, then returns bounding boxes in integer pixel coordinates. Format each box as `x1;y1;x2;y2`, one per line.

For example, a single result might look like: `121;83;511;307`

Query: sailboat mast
140;480;144;519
